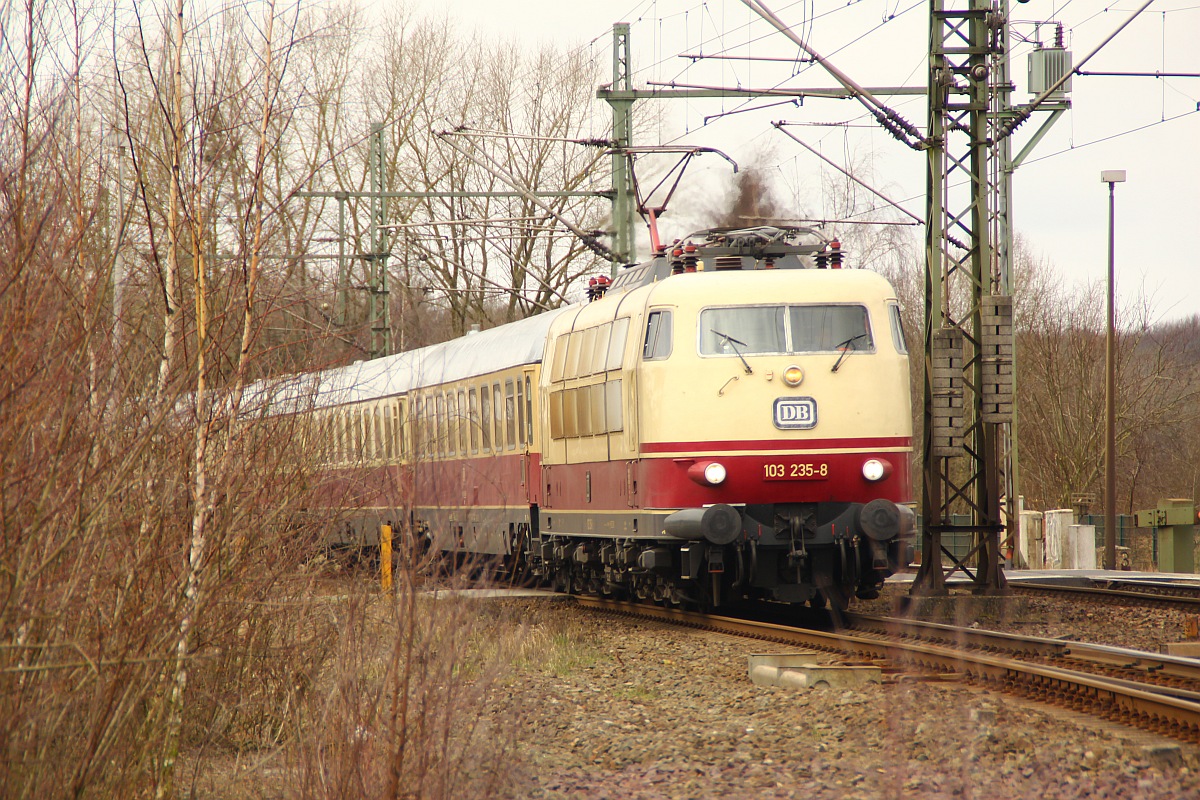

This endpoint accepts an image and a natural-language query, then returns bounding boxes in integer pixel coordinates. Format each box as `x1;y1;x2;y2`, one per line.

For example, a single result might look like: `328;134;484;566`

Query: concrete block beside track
748;653;882;690
893;594;1029;625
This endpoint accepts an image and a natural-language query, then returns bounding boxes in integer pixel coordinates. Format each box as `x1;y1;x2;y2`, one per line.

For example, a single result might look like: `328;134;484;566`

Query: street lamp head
1101;169;1127;183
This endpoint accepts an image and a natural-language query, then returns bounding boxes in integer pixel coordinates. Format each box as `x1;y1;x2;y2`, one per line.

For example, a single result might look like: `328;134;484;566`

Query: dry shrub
285;570;527;800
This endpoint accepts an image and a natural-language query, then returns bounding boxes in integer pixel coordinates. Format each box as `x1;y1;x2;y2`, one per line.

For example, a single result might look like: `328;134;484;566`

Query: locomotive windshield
698;304;873;355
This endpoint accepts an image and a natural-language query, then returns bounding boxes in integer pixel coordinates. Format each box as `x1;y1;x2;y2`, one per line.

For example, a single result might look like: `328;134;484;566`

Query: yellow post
380;524;393;592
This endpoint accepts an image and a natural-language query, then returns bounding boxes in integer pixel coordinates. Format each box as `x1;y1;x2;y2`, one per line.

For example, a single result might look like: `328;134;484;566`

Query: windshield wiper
711;329;753;375
831;333;869;373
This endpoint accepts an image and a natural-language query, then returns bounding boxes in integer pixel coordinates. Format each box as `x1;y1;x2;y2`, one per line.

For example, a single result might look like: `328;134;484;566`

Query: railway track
1012;580;1200;612
574;596;1200;745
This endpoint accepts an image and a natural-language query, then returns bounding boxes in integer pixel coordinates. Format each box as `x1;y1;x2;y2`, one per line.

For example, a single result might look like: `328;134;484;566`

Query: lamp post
1101;169;1126;571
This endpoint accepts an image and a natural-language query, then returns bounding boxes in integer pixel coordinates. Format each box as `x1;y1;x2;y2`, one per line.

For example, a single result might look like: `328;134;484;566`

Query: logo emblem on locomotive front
773;397;818;430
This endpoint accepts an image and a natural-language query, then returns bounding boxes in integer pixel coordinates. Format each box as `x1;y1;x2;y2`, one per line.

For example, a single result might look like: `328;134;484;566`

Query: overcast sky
400;0;1200;323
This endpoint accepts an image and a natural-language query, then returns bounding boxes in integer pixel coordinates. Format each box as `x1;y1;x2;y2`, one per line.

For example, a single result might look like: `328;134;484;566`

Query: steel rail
1011;581;1200;610
574;596;1200;743
843;612;1200;700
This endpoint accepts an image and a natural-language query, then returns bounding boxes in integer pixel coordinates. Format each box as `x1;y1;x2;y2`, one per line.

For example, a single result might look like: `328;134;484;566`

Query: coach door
521;368;537;504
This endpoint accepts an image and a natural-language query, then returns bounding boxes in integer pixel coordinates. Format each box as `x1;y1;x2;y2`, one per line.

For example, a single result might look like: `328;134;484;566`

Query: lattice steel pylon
367;122;392;359
912;0;1013;596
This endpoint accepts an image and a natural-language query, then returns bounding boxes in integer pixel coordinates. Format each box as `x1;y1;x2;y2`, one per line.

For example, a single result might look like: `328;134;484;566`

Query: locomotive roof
243;306;572;415
631;264;900;308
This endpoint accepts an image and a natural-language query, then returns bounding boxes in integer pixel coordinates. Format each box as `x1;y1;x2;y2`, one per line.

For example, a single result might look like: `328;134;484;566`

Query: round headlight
782;365;804;387
862;459;890;482
703;462;727;485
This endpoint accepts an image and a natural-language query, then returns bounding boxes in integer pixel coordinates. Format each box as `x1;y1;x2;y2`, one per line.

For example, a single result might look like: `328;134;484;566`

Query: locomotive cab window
888;303;908;355
643;310;673;360
698;304;874;355
789;305;873;352
699;306;785;355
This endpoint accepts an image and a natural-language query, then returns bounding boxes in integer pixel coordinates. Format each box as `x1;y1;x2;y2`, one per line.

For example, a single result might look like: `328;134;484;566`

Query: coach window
480;385;492;451
643;310;673;360
437;394;447;457
427;398;437;457
408;399;419;455
354;409;365;456
524;375;534;443
400;398;410;455
607;317;630;370
456;391;468;453
468;389;480;453
446;393;457;456
373;407;383;460
515;380;526;445
505;380;516;449
493;383;503;449
382;405;393;460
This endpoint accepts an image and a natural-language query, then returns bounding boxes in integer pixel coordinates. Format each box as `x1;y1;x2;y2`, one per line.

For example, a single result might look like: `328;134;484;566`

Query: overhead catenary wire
435;128;620;264
772;121;924;225
738;0;925;149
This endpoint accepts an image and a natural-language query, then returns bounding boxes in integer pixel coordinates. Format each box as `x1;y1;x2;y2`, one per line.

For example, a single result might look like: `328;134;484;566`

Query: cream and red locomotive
292;227;914;609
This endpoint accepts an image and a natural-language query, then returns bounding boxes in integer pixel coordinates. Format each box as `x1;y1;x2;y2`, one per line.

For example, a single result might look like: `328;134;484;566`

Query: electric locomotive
292;226;914;610
530;227;914;609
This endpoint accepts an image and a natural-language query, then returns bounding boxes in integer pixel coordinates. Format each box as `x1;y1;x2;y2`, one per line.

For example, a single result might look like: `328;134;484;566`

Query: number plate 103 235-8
762;462;830;481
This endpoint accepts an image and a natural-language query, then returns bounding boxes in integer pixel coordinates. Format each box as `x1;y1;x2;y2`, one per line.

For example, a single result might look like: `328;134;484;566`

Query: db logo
773;397;817;430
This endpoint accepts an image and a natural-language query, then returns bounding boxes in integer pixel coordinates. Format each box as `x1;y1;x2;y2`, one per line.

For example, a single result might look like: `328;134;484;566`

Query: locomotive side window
550;334;569;382
605;381;623;432
562;387;579;437
643;310;673;360
576;328;598;376
888;303;908;354
565;332;585;379
548;389;564;439
587;383;606;434
607;317;630;370
591;323;611;374
789;305;873;352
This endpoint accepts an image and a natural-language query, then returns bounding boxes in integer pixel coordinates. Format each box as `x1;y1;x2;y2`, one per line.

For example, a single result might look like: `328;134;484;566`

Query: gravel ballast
491;587;1200;799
